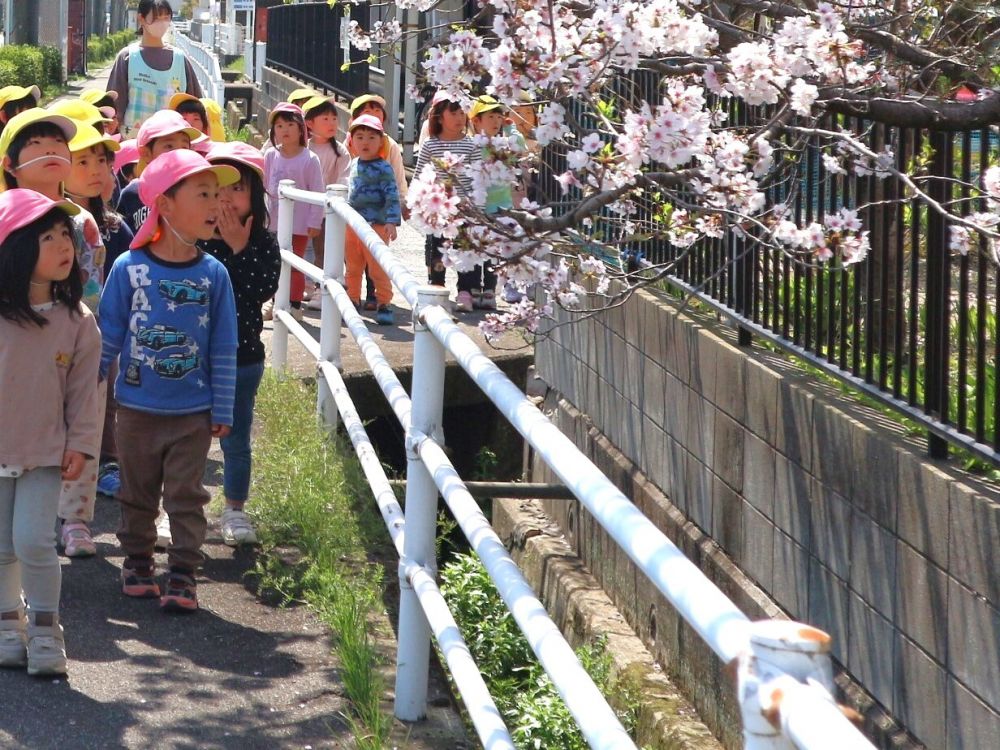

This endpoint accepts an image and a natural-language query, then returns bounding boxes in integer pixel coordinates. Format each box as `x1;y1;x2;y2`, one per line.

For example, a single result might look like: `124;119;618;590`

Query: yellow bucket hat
469;95;504;120
0;85;41;109
49;99;112;128
0;108;77;162
68;123;121;154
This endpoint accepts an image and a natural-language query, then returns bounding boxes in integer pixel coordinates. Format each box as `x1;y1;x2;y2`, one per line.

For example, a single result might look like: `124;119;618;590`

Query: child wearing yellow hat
0;85;41;134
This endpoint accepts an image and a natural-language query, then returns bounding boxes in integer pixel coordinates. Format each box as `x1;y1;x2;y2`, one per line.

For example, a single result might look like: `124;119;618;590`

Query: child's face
307;111;338;140
352;127;382;159
10;132;72;187
510;105;537;137
180;112;207;134
148;132;192;160
161;173;222;241
0;101;32;124
440;106;467;139
67;144;110;198
273;117;303;147
218;176;252;222
355;102;386;123
33;219;75;285
105;115;120;135
474;110;505;137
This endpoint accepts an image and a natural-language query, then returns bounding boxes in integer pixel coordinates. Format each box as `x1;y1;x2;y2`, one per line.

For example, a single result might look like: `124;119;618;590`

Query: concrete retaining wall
531;287;1000;750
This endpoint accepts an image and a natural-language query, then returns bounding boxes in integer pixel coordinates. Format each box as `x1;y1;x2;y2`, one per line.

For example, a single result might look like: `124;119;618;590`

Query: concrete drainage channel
492;497;724;750
348;356;725;749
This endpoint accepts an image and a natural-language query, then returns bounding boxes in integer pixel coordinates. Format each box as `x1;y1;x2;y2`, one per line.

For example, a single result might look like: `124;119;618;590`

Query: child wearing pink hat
98;149;240;613
115;109;202;236
201;141;280;546
0;189;101;675
1;109;111;556
264;102;323;321
345;114;400;325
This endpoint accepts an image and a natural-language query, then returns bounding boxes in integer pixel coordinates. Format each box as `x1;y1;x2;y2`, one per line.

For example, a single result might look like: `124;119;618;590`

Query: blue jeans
220;361;265;504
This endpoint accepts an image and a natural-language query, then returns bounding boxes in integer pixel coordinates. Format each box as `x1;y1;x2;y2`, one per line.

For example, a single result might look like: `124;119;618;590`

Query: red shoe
160;572;198;614
121;564;160;598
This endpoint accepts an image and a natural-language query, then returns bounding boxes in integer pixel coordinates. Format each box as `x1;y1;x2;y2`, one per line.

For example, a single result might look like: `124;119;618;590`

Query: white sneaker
155;513;172;550
221;508;258;547
0;614;27;668
26;618;66;676
306;295;323;311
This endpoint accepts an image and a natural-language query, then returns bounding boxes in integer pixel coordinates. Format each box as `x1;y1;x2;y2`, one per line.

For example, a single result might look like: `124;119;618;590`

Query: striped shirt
413;136;481;201
98;248;239;426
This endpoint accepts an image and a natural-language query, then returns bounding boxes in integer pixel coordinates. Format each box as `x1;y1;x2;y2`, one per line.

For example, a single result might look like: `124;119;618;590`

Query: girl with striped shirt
412;93;481;310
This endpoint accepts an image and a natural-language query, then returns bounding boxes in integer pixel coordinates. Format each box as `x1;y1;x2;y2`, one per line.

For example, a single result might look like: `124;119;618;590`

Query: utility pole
9;0;39;44
109;0;128;33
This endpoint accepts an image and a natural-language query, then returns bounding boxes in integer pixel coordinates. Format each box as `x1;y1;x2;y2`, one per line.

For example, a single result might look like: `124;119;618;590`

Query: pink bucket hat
114;139;140;172
430;90;461;108
131;149;240;249
347;114;384;134
0;189;79;247
136;109;203;148
206;141;265;178
267;101;305;127
191;132;212;155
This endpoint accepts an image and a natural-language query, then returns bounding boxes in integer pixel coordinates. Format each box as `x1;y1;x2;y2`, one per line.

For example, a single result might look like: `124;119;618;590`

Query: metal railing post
317;184;348;429
272;179;295;372
394;286;450;722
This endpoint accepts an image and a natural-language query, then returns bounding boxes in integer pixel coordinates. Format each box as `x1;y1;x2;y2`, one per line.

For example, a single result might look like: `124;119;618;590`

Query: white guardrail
271;179;878;750
171;29;225;106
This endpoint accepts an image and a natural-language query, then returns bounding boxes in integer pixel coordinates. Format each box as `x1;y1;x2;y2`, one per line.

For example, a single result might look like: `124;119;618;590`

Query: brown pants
115;407;212;572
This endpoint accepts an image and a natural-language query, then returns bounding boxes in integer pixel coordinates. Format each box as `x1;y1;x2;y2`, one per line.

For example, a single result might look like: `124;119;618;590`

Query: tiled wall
533;288;1000;750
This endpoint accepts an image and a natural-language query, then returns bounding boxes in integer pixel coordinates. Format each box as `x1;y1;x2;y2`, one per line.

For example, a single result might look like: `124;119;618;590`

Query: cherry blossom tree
344;0;1000;334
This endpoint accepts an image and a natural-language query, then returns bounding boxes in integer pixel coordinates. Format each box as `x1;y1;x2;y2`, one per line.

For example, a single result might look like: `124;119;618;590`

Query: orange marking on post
797;627;831;646
763;688;783;728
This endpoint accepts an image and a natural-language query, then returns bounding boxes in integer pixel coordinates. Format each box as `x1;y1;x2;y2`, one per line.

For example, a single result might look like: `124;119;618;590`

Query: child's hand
385;224;397;242
307;227;321;238
61;451;86;481
211;424;231;439
218;204;252;254
402;206;411;222
82;216;100;247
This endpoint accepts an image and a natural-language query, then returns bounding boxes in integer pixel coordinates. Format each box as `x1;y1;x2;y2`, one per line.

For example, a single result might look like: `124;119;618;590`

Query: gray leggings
0;467;62;613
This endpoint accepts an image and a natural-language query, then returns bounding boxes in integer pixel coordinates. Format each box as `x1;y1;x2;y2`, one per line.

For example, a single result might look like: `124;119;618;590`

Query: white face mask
145;18;171;39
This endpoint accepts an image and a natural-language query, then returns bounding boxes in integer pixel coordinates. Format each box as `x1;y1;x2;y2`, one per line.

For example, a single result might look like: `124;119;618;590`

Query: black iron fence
538;82;1000;466
266;2;370;101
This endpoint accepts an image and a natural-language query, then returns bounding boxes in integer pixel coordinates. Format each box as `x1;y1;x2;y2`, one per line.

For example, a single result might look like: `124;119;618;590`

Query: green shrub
87;30;135;67
40;46;62;86
0;46;45;90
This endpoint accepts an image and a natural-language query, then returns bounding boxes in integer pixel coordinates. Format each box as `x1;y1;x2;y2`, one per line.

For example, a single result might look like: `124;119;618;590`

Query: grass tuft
249;372;392;747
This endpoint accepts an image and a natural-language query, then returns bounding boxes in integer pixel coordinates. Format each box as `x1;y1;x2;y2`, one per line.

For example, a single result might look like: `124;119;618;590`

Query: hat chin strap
162;216;197;247
14;154;71;171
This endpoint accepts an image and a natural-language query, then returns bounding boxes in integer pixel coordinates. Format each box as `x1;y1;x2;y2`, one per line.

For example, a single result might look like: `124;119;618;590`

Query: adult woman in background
105;0;203;137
